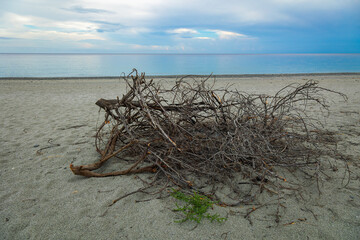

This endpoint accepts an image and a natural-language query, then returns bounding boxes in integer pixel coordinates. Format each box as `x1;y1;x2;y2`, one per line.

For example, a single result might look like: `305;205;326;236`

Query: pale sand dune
0;74;359;239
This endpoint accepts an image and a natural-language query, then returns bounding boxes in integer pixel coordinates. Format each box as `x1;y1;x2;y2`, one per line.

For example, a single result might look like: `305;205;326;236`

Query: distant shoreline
2;72;360;80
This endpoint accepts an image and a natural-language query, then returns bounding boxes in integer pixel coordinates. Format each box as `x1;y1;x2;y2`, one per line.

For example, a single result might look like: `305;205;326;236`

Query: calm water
0;54;359;77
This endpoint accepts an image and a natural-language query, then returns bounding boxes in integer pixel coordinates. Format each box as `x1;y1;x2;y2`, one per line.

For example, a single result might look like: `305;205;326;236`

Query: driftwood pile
70;69;346;207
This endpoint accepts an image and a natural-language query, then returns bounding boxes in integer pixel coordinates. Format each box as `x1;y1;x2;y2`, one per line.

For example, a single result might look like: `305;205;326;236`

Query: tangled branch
70;69;346;207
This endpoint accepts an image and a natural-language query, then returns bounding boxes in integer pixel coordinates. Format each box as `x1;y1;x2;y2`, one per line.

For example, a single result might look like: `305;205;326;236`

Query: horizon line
1;53;360;55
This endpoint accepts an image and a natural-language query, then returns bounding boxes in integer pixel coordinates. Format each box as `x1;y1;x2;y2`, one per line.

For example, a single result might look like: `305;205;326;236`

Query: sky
0;0;359;53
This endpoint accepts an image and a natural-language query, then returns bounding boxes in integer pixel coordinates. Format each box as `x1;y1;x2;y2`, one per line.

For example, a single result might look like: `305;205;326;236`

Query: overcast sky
1;0;359;53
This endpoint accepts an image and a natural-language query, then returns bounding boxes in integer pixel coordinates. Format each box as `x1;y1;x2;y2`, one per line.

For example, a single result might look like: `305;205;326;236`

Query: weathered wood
70;69;347;219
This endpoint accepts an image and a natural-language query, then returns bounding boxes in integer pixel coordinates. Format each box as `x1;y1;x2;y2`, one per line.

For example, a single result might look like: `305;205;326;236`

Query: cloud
122;27;151;35
167;28;248;40
167;28;199;39
2;12;99;32
272;0;358;9
5;1;359;29
1;0;359;53
194;37;213;40
0;37;17;40
72;0;158;27
167;28;198;35
208;30;248;40
64;5;115;14
0;12;104;41
91;20;123;32
0;29;104;41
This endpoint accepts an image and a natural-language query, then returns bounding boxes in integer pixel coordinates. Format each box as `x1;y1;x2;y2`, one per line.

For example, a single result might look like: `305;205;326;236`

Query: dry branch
70;69;347;210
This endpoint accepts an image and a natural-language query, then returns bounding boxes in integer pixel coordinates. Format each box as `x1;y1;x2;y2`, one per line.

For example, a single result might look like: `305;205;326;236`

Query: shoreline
1;72;360;80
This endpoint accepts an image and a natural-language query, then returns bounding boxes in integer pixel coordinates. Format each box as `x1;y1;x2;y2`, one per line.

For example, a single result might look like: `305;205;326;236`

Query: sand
0;74;359;240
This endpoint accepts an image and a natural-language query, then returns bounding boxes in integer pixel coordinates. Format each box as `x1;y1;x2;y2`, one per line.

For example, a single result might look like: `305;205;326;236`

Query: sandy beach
1;74;359;239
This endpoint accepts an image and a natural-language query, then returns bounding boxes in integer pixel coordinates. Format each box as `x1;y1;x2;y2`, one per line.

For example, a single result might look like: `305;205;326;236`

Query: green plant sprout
170;189;227;223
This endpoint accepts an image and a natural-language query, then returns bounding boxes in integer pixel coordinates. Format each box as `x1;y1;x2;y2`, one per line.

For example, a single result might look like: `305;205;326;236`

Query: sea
0;53;359;78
